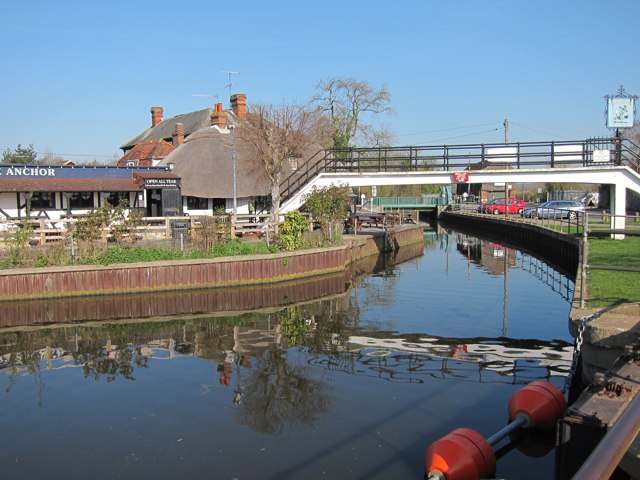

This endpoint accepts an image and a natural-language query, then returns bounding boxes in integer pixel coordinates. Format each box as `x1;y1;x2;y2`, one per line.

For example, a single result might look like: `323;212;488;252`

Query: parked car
522;200;585;219
481;198;527;215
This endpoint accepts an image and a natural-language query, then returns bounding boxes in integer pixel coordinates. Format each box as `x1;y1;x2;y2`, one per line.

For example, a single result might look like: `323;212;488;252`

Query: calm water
0;227;575;480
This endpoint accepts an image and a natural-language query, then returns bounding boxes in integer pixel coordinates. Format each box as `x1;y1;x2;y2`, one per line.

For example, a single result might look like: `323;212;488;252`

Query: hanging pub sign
452;171;469;183
144;177;179;188
605;85;637;129
606;97;634;128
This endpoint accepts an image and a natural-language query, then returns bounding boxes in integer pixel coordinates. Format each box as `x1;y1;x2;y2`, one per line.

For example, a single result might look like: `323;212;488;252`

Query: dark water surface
0;228;575;480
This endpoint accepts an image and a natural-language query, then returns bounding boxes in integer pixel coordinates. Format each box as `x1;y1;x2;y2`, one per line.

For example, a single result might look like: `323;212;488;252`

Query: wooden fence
0;213;285;246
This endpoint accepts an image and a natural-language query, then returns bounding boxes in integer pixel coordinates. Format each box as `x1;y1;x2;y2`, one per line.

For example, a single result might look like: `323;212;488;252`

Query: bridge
279;137;640;231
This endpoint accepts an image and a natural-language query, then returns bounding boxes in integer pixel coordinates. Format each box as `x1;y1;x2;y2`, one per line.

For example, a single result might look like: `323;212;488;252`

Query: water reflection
0;229;576;480
237;345;331;435
1;297;571;405
448;229;574;302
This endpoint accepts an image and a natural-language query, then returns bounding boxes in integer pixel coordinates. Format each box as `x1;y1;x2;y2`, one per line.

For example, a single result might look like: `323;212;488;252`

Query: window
126;161;136;167
288;156;298;171
211;198;225;212
29;192;55;209
68;192;94;209
187;196;208;210
105;192;129;207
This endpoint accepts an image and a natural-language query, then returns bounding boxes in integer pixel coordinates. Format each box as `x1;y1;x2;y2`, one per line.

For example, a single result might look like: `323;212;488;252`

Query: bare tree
361;124;396;147
240;103;324;216
312;77;394;148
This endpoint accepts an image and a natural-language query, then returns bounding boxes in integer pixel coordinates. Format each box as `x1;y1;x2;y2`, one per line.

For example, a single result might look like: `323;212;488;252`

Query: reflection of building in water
450;232;574;302
332;334;573;385
1;308;571;391
453;233;517;277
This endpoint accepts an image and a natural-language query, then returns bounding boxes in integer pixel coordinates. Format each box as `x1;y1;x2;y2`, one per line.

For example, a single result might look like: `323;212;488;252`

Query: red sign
452;171;469;183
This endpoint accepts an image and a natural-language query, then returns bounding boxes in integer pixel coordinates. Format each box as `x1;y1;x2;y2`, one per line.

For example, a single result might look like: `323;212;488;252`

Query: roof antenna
222;71;239;98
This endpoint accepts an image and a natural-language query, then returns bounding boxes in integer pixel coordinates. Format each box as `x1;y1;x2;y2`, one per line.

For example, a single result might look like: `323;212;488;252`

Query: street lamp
229;124;237;216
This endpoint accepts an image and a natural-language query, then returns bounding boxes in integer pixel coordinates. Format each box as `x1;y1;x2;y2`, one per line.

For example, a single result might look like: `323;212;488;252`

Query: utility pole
503;118;509;144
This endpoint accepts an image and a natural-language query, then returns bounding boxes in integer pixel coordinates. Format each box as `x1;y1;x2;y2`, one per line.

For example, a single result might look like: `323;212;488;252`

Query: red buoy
425;428;496;480
507;381;566;429
424;382;566;479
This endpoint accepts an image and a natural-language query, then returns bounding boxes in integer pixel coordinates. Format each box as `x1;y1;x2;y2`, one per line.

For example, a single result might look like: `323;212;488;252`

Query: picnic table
345;212;400;230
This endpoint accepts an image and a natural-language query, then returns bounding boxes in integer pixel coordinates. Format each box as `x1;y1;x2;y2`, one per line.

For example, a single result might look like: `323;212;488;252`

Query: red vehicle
481;198;526;215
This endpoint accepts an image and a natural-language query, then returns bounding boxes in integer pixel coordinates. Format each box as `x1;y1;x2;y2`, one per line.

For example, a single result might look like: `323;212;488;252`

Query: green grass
588;236;640;268
78;240;278;266
587;236;640;307
587;270;640;307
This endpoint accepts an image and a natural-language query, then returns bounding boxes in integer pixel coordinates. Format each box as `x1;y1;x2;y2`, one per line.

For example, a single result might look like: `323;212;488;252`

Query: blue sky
1;0;638;162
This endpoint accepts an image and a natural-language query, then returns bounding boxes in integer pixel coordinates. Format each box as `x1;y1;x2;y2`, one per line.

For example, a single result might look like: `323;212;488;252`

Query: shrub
302;184;349;242
7;222;33;267
279;210;308;251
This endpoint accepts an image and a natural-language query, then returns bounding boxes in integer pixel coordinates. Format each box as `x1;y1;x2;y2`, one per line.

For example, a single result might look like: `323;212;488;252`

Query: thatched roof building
158;121;270;200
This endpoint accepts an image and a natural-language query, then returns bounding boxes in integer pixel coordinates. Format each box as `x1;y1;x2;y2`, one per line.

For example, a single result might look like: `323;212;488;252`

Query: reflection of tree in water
1;330;46;396
75;334;149;382
279;300;354;354
237;346;331;435
233;301;356;435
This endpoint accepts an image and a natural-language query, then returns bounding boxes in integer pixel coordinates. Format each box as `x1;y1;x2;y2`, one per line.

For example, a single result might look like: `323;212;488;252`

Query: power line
0;148;118;159
412;127;503;144
397;122;501;137
509;121;591;137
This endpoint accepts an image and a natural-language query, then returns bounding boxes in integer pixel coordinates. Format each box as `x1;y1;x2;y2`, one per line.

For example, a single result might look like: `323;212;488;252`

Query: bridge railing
328;138;626;172
373;195;442;208
619;138;640;172
447;203;587;236
280;137;634;207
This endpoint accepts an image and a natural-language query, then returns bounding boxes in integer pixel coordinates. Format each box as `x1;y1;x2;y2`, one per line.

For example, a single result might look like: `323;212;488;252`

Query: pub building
0;164;181;223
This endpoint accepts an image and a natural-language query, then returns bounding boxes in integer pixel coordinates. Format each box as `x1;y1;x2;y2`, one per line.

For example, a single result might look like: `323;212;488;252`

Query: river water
0;226;576;480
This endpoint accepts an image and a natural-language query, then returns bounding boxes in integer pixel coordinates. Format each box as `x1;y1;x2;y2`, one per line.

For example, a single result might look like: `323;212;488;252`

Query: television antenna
222;70;239;97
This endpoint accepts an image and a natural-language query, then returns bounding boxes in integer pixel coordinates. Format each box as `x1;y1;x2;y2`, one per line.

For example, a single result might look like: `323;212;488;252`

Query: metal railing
279;137;640;206
447;203;587;236
373;195;442;208
572;368;640;479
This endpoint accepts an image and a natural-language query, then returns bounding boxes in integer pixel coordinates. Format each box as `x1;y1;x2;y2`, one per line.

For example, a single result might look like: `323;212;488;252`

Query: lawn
587;236;640;307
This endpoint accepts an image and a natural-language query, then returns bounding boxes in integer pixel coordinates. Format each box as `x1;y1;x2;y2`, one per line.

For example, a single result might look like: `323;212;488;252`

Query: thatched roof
158;122;324;200
158;125;270;198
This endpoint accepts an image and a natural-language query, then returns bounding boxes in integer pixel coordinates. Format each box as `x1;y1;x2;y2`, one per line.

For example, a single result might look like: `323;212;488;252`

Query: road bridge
280;137;640;232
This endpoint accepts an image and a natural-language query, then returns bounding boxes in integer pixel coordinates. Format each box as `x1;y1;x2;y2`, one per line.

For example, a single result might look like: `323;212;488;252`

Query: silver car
522;200;585;219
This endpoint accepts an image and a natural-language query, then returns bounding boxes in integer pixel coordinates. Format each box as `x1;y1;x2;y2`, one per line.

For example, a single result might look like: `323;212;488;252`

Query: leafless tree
240;103;324;216
622;121;640;146
236;345;331;435
312;77;394;148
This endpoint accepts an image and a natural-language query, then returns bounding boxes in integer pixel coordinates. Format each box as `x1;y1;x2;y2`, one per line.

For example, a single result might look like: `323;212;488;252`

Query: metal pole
572;393;640;479
231;124;237;216
486;415;527;446
504;118;509;144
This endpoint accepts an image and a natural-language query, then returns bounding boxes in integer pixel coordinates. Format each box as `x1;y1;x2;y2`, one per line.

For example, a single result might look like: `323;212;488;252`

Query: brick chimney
230;93;247;121
211;102;227;129
150;107;164;127
172;122;184;146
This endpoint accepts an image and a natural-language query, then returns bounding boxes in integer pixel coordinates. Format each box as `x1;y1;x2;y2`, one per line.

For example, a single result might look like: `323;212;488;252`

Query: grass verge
587;236;640;307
